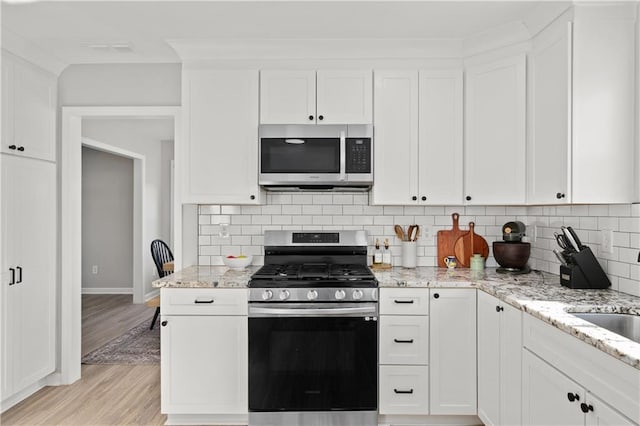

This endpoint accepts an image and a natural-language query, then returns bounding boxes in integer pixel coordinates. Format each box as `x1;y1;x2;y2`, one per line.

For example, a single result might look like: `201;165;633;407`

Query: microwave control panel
346;138;372;174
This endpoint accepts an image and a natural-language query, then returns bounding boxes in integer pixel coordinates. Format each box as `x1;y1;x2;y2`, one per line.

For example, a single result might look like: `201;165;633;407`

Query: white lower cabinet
379;365;429;415
477;291;522;426
522;314;639;425
1;154;56;404
160;288;247;418
429;288;477;415
379;288;429;416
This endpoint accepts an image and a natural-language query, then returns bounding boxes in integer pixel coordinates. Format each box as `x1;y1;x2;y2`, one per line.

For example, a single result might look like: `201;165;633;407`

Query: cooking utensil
566;226;583;251
493;241;531;270
561;226;580;252
408;225;418;242
394;225;406;241
453;222;489;267
437;213;466;268
553;248;568;266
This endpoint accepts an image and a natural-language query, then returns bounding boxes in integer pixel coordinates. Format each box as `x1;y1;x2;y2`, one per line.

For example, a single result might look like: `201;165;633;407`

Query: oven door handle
249;305;377;317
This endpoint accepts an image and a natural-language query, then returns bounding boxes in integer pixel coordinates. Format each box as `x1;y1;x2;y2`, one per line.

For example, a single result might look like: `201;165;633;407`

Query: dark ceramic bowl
492;241;531;269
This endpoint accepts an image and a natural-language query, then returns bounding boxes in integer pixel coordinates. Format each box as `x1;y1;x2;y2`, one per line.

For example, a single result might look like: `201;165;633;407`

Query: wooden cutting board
453;222;490;267
437;213;467;267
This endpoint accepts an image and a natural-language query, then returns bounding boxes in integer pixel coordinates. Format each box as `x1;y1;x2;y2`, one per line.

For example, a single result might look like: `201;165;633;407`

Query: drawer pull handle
394;338;414;344
394;388;414;394
194;299;214;304
393;299;414;304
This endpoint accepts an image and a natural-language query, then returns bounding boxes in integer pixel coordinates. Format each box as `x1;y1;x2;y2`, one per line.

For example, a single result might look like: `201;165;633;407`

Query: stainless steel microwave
259;133;373;190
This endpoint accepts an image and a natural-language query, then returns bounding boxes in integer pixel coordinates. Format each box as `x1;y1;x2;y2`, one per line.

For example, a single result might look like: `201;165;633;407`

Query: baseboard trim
81;287;133;295
1;378;48;413
144;288;160;302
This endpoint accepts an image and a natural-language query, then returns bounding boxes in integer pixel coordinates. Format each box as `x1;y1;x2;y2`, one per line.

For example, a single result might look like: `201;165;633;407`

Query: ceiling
2;1;561;65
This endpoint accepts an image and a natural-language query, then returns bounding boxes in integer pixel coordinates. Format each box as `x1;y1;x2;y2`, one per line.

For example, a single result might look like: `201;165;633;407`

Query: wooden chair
149;239;174;329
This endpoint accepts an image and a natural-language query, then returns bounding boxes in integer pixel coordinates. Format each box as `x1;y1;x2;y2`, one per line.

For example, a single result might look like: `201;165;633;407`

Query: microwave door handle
339;131;346;181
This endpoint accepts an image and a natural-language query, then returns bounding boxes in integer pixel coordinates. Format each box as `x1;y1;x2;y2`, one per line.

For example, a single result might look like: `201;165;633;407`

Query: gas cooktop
252;263;375;280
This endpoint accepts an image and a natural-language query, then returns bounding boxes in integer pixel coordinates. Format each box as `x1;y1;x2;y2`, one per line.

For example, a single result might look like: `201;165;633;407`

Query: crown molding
2;29;68;75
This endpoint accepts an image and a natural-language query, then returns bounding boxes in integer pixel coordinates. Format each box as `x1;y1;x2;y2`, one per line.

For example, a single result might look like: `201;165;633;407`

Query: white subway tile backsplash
197;195;640;297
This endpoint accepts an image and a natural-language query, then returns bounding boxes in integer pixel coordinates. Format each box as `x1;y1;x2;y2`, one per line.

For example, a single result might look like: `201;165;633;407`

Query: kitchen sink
572;313;640;344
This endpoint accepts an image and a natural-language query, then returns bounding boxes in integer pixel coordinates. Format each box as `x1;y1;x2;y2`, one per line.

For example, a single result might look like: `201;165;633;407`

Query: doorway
60;106;181;385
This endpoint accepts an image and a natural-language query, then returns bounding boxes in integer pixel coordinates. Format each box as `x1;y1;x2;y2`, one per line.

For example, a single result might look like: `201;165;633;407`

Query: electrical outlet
601;229;613;254
92;265;98;274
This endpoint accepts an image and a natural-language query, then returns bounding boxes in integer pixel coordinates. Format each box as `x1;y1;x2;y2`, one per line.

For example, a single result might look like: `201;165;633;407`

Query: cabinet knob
556;192;566;199
495;305;504;312
318;115;324;121
308;115;314;121
8;145;16;150
421;196;427;201
433;293;439;299
17;146;24;152
466;196;472;201
580;403;593;413
412;196;417;201
250;195;255;200
161;321;168;327
567;392;580;402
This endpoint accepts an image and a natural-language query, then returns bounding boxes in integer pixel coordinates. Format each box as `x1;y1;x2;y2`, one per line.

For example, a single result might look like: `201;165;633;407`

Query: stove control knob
352;289;364;300
279;290;290;301
307;290;318;300
335;289;346;300
261;290;273;301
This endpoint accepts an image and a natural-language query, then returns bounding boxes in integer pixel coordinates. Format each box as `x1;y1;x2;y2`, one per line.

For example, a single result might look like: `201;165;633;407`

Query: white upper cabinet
571;4;635;203
259;70;316;125
371;70;419;205
418;70;464;205
259;70;372;124
529;4;636;204
465;54;526;205
1;52;56;163
372;69;463;205
182;68;261;204
528;20;572;205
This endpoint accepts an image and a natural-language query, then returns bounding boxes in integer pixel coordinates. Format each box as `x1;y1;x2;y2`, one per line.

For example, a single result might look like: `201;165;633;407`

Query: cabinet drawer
380;316;428;365
379;288;429;315
161;288;247;315
379;365;429;415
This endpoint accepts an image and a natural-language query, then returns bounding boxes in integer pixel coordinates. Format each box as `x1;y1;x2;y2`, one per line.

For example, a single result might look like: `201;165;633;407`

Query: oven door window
249;316;377;411
260;138;340;174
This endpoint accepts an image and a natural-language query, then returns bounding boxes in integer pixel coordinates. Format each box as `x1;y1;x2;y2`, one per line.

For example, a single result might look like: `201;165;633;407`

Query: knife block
559;247;611;289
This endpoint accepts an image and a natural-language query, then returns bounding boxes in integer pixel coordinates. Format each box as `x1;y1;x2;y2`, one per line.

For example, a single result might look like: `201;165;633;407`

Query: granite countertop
153;265;640;370
152;265;259;288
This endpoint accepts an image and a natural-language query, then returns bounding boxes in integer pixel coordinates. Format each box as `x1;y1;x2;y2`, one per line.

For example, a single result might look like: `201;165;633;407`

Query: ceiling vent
86;42;134;53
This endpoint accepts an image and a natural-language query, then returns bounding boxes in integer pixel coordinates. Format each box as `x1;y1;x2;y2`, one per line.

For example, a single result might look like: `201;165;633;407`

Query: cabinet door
418;70;463;205
528;21;572;204
500;301;523;426
371;70;419;205
522;350;584;426
1;155;56;395
477;291;500;426
316;70;372;124
429;289;477;415
182;69;261;204
465;55;526;205
259;70;316;124
1;54;56;162
585;393;636;426
161;315;248;414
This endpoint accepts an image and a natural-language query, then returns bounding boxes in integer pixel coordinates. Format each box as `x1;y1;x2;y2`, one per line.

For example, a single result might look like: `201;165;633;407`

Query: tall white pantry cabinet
1;51;57;407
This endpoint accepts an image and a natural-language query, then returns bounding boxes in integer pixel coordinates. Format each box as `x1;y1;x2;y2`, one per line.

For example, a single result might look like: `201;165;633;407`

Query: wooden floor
2;294;167;425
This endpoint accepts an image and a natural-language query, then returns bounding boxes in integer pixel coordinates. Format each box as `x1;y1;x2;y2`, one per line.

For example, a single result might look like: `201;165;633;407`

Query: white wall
81;119;174;298
81;147;133;291
58;63;181;106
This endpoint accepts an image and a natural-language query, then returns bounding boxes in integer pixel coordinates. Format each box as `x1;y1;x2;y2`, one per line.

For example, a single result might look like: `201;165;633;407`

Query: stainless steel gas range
248;230;378;426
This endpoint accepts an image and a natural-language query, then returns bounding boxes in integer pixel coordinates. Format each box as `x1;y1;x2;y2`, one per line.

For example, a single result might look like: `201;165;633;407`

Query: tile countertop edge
155;265;640;370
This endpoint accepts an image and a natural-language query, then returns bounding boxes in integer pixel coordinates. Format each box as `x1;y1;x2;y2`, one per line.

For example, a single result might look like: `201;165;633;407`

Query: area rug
82;321;160;365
